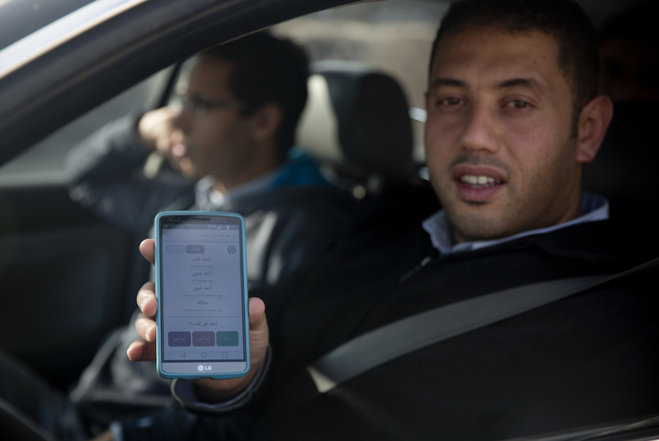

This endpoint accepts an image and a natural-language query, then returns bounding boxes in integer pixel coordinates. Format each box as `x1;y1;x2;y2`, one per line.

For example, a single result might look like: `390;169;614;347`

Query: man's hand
127;239;270;403
138;107;179;154
137;108;191;173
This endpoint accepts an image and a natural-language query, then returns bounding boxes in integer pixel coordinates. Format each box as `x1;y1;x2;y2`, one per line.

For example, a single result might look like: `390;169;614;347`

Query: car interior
298;60;420;197
0;0;657;439
582;99;659;217
0;41;433;390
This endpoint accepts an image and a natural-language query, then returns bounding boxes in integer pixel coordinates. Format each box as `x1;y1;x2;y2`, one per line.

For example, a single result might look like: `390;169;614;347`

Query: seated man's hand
138;107;191;173
127;239;270;403
138;107;178;155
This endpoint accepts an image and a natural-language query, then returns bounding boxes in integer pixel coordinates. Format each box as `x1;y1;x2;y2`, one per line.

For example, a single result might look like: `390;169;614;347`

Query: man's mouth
459;174;503;188
452;166;506;203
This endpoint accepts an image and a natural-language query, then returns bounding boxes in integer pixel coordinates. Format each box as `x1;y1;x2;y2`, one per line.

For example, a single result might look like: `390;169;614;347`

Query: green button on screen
216;331;239;346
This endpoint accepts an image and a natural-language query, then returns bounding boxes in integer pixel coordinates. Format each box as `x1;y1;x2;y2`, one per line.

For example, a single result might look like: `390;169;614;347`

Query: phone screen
155;211;249;378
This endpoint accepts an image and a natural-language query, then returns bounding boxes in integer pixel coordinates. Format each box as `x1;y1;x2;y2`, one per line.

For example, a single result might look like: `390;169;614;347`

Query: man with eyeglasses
61;31;352;433
67;31;349;290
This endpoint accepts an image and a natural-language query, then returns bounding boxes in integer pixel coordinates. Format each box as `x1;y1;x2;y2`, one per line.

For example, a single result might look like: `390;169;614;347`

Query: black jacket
252;215;659;441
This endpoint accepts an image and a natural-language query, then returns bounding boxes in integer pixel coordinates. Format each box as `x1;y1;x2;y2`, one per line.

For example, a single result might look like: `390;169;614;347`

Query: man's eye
506;100;530;109
438;96;464;106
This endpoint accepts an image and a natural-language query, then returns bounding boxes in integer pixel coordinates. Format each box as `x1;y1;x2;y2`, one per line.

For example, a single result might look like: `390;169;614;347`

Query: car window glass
0;69;171;186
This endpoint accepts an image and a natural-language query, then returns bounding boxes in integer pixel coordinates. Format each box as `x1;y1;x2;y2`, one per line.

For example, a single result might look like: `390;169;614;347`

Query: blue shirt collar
422;192;609;255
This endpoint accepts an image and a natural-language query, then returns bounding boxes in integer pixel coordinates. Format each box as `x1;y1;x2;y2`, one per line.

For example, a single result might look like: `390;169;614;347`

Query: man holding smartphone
125;0;659;440
1;0;657;440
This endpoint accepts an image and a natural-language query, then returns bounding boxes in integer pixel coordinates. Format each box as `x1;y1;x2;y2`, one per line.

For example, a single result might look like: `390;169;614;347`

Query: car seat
296;60;422;198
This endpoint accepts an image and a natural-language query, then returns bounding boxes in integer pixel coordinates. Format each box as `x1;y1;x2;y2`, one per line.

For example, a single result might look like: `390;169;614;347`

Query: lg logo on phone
197;364;213;372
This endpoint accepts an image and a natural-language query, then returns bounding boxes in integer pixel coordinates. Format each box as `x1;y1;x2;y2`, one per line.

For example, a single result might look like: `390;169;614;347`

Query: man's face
425;27;585;243
171;55;254;181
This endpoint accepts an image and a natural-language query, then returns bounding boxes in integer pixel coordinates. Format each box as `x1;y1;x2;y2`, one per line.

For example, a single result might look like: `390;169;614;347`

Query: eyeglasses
171;94;246;116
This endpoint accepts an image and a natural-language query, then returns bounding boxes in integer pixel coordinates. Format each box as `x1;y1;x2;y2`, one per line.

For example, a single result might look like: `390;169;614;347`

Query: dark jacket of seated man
251;201;659;440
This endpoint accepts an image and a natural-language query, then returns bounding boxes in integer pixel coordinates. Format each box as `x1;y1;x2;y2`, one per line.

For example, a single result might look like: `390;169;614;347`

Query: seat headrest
296;60;415;181
583;100;659;212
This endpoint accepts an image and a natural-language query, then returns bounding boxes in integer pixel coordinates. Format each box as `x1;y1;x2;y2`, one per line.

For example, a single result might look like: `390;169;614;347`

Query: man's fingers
248;297;267;331
247;297;269;368
134;313;157;342
139;239;156;265
136;282;157;317
127;340;156;362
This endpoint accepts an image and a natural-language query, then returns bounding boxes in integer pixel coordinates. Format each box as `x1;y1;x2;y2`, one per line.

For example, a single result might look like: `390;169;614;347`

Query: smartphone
154;211;249;379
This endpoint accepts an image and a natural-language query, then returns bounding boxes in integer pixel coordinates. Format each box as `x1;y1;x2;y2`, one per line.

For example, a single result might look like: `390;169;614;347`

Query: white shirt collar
422;192;609;255
194;168;281;211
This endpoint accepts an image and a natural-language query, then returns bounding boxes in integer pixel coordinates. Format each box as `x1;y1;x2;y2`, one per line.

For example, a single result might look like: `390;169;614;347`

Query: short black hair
430;0;600;132
203;31;309;160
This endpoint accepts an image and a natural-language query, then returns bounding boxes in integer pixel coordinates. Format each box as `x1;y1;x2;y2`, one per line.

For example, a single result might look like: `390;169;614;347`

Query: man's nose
460;103;499;154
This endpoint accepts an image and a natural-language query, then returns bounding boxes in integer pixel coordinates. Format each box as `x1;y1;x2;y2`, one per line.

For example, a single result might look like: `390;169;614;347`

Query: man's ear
576;95;613;163
250;103;283;142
